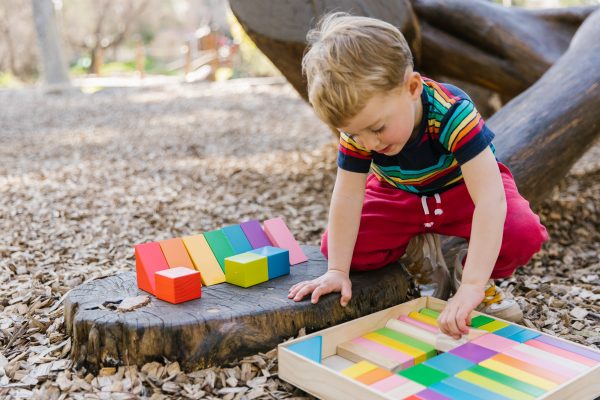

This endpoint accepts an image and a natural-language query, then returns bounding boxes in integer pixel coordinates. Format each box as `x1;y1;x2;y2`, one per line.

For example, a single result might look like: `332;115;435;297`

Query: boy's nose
360;136;380;152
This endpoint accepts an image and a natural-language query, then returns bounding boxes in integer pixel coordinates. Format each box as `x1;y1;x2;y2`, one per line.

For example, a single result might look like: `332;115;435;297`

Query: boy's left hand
438;283;485;339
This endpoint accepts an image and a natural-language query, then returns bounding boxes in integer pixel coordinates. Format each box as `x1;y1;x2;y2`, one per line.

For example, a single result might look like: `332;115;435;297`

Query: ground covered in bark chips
0;80;598;399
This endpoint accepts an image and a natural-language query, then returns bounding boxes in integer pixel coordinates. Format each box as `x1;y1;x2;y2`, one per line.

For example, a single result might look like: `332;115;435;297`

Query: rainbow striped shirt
337;77;495;194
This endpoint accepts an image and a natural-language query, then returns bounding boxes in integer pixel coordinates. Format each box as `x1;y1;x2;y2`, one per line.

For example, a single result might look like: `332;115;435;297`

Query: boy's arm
438;147;507;338
288;167;367;306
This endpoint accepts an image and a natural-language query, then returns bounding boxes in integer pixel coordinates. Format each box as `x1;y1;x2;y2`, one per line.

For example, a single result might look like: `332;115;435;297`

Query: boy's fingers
293;283;317;302
311;285;329;304
340;281;352;306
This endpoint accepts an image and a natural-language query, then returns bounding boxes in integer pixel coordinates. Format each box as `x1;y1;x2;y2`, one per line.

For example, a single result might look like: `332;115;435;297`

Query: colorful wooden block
341;360;378;378
467;365;546;398
224;252;268;288
478;319;510;332
240;219;272;249
385;381;425;399
455;369;536;400
408;311;438;328
501;346;578;381
250;246;290;279
181;234;225;286
398;364;449;386
470;315;495;328
363;332;430;363
429;381;486;400
337;337;414;372
159;238;195;269
355;367;393;385
479;358;557;391
525;339;599;367
471;333;518;353
448;342;498;363
442;376;513;400
419;308;440;319
398;315;438;333
204;229;236;271
534;334;600;362
262;217;307;265
506;329;541;343
490;353;565;384
134;241;170;295
423;352;475;376
287;335;322;364
414;388;453;400
375;327;437;358
221;224;253;253
154;266;201;304
370;374;410;393
492;324;525;339
515;342;589;373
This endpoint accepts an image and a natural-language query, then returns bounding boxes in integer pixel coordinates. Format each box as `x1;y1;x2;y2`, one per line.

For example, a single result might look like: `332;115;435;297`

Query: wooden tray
278;297;600;400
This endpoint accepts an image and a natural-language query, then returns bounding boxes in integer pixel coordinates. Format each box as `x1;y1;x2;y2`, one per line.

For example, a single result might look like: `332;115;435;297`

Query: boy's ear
408;72;422;99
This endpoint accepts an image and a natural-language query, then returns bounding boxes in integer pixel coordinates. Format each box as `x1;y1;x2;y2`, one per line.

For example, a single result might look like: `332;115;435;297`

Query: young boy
287;13;548;339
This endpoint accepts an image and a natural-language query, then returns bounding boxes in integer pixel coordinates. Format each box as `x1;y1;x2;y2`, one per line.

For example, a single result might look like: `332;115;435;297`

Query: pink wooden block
398;315;438;333
370;374;410;392
471;333;519;353
352;337;414;367
263;217;307;265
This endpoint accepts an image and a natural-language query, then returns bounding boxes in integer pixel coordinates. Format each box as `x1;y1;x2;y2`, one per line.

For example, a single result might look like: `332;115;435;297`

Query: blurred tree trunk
31;0;70;86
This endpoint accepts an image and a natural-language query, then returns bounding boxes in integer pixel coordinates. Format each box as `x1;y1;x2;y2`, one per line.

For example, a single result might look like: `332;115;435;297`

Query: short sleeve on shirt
337;131;373;173
439;99;495;164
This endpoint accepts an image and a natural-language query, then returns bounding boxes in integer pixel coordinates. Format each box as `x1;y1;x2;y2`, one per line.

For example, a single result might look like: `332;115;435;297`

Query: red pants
321;163;548;279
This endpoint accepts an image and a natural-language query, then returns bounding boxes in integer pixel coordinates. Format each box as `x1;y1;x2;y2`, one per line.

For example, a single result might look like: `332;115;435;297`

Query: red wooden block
135;242;170;295
155;267;202;304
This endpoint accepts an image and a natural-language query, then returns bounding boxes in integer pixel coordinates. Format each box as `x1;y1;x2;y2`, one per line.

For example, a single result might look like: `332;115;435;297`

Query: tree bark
31;0;70;86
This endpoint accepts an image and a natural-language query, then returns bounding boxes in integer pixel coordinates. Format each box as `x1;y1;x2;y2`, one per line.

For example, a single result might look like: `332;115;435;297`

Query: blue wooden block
443;377;512;400
429;381;486;400
493;325;525;339
287;336;322;363
423;352;475;376
507;329;541;343
250;246;290;279
222;225;253;254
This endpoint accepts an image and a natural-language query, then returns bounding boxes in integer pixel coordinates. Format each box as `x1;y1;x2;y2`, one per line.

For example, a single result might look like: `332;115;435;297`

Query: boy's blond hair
302;13;414;128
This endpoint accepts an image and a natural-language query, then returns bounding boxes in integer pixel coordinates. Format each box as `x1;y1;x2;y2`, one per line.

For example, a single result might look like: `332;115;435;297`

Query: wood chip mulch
0;80;598;399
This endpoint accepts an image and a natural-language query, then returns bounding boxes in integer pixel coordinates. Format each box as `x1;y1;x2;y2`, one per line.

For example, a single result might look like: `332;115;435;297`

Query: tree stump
64;246;417;372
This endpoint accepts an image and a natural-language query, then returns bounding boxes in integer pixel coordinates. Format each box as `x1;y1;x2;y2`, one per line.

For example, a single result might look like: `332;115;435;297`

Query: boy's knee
505;212;548;262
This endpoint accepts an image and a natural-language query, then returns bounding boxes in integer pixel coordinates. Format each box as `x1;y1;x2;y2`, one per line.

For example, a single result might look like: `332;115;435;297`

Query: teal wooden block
250;246;290;279
222;224;253;254
287;336;322;363
493;325;524;339
429;381;485;400
423;352;475;376
204;229;236;271
224;252;268;288
507;329;541;343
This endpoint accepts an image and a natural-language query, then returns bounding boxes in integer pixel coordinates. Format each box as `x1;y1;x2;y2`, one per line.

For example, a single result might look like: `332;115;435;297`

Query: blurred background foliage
0;0;597;88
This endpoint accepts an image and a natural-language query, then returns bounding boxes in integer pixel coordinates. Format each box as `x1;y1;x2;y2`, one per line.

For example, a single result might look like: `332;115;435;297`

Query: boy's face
338;72;423;156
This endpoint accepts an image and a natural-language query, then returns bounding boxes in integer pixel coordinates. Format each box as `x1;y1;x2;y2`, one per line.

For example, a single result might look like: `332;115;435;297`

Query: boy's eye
371;125;385;134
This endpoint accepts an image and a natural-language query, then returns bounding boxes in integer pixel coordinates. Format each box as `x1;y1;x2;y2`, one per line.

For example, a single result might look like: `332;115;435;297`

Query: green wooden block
419;308;441;319
470;315;495;328
225;252;268;288
376;327;437;358
204;229;236;271
398;363;449;386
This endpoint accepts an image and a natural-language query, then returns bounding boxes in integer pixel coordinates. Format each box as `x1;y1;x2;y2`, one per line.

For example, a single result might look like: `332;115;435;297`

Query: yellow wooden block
456;370;536;400
182;235;225;286
479;358;557;391
340;360;378;379
408;311;438;327
478;319;510;332
363;332;427;363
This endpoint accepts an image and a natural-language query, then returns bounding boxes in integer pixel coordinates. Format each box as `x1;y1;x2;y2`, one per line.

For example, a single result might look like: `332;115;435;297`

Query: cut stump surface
65;246;415;372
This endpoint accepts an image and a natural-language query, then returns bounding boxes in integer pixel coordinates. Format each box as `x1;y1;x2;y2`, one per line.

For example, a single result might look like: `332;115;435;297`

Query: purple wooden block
415;389;452;400
449;342;497;364
240;220;272;249
536;334;600;362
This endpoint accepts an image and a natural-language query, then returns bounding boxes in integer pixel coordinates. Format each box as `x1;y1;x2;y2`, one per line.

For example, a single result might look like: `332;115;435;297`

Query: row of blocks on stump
287;308;600;399
135;217;305;303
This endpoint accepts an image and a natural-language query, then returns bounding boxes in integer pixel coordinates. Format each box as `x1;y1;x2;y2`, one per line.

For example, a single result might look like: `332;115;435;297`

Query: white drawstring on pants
421;193;443;228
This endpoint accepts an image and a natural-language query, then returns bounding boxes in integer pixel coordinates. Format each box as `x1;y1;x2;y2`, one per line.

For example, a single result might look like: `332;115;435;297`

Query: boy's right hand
288;270;352;306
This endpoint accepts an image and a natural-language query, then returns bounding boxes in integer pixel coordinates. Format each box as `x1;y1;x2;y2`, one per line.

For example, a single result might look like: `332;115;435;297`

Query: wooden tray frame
278;297;600;400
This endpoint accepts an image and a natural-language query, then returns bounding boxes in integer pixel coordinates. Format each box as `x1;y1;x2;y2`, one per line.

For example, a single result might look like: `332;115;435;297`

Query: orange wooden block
159;238;195;269
155;267;202;304
135;242;170;295
355;367;393;385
